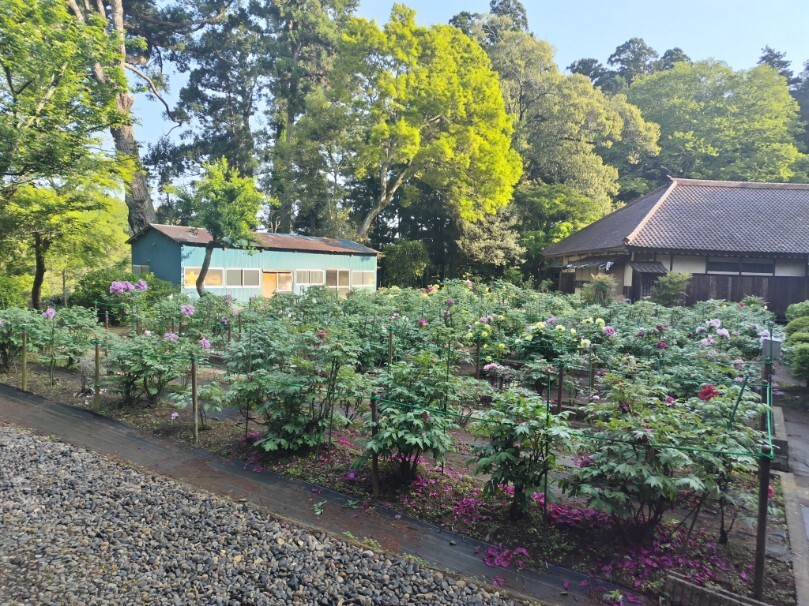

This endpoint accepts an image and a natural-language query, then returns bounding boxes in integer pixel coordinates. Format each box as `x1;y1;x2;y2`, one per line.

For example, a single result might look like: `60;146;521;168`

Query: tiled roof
132;224;378;255
544;178;809;257
543;186;669;255
630;261;668;274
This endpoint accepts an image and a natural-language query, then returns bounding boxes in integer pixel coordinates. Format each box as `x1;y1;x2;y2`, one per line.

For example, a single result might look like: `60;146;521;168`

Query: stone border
781;472;809;606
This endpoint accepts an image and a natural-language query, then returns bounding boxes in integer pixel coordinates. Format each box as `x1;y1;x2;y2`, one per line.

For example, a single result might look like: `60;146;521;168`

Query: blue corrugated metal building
129;224;378;301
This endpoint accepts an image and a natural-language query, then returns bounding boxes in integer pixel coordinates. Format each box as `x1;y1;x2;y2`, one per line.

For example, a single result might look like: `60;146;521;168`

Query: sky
133;0;809;150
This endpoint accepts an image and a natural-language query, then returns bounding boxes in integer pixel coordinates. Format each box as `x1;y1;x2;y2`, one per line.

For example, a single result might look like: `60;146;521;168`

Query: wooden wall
686;275;808;316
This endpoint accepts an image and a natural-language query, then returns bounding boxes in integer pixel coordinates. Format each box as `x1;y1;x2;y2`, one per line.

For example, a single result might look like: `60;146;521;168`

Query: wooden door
262;272;277;297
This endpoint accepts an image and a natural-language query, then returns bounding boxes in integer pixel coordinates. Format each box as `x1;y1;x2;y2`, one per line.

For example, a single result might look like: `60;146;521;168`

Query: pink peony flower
42;308;56;319
181;304;195;316
163;332;179;342
199;337;211;349
134;279;148;292
657;341;667;349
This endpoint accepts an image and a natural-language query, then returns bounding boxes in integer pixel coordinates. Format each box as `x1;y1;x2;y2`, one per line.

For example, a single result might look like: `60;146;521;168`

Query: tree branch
124;63;182;124
125;5;232;34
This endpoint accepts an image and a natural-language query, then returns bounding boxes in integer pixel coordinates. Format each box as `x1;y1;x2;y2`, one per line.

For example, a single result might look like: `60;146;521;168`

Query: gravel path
0;424;524;606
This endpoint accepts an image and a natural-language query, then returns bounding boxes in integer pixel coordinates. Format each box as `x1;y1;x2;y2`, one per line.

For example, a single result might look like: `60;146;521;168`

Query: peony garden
0;278;796;605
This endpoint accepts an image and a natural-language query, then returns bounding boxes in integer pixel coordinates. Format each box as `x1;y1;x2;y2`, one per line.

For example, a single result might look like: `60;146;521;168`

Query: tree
0;179;128;309
627;61;807;183
0;0;125;195
511;183;603;280
66;0;230;234
171;159;264;296
607;37;659;85
455;207;525;278
487;31;659;213
658;47;691;71
758;46;797;86
302;5;522;241
488;0;529;32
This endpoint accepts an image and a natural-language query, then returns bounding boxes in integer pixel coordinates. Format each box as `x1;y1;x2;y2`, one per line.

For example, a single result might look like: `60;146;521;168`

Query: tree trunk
31;233;50;310
110;91;156;235
196;242;215;297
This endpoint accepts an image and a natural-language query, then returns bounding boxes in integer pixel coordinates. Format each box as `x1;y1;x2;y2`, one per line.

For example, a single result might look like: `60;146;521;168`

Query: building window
243;269;260;287
296;270;325;285
740;261;774;274
276;272;293;292
352;271;375;287
132;264;149;275
184;268;223;288
226;269;243;286
326;269;350;295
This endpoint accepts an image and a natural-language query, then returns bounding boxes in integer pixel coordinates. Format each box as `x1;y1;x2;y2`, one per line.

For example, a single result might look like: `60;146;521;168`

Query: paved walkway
0;383;619;606
772;362;809;606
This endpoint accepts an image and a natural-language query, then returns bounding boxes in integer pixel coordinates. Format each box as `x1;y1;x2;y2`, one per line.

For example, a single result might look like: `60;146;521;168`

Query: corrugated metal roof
544;178;809;257
131;224;379;255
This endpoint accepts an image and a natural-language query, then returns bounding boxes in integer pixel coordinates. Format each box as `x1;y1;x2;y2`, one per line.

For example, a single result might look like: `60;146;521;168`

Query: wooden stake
388;327;393;366
191;357;199;445
475;338;481;380
21;327;27;392
557;364;564;413
370;393;380;499
93;341;101;413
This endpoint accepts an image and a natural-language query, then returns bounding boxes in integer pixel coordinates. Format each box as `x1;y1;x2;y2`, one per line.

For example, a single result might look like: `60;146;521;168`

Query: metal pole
21;326;27;391
93;341;101;413
191;356;199;445
753;444;772;600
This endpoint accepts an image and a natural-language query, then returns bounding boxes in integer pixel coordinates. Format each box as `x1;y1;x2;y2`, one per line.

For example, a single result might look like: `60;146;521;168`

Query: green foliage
308;5;522;239
70;264;177;323
365;351;458;482
471;387;574;520
580;274;615;306
786;332;809;346
380;240;429;288
627;61;807;185
0;275;30;309
486;31;659;213
0;308;45;369
0;0;126;192
104;335;193;406
786;316;809;337
649;272;692;307
169;158;265;295
787;343;809;386
785;300;809;322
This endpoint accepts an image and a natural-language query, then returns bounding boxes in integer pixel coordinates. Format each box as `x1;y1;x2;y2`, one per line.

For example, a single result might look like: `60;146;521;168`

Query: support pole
191;356;199;445
370;393;380;499
475;338;481;380
21;326;27;392
557;364;564;413
104;310;109;329
388;327;393;366
93;341;101;413
753;444;772;600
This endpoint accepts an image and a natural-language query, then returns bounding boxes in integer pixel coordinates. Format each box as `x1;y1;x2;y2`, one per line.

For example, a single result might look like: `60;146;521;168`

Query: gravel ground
0;424;524;606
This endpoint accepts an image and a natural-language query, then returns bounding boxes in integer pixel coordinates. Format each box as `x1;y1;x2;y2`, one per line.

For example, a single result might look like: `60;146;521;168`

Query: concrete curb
780;472;809;606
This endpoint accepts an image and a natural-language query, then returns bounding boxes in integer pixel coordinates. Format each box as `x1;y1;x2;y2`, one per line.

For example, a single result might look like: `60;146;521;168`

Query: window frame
351;270;376;287
295;269;326;286
183;267;224;288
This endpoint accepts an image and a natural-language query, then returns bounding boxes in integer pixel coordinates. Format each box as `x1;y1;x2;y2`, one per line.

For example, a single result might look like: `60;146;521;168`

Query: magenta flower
199;337;211;349
220;316;229;325
230;307;239;316
418;317;428;327
602;326;616;336
636;329;645;337
446;298;456;306
41;308;56;320
180;304;195;316
134;279;148;292
657;341;667;349
109;281;125;294
163;332;179;342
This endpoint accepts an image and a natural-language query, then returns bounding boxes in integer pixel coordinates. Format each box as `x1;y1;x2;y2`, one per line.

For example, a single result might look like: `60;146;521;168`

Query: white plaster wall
671;255;706;273
775;259;806;277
